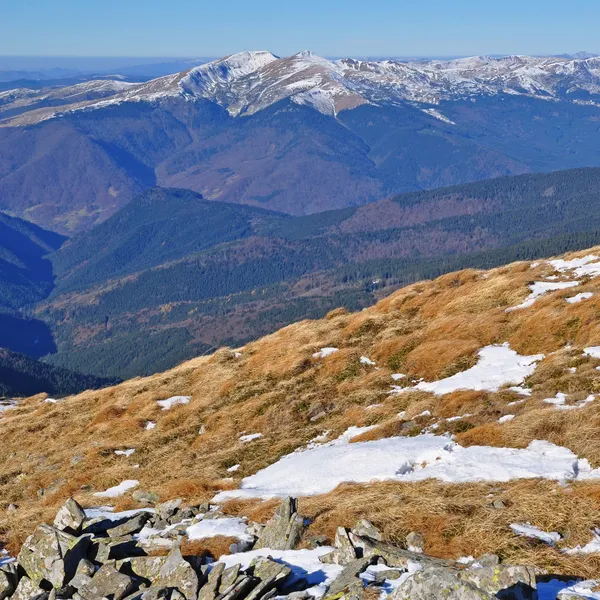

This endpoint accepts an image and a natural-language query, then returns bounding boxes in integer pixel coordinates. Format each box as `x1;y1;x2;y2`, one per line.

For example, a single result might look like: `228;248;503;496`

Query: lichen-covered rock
11;576;45;600
392;567;496;600
405;531;425;553
17;524;90;588
53;498;86;535
198;562;224;600
350;520;382;542
325;557;373;600
320;528;358;565
107;514;149;538
79;562;135;600
254;498;304;551
245;557;291;600
0;569;15;600
153;547;199;600
460;563;537;599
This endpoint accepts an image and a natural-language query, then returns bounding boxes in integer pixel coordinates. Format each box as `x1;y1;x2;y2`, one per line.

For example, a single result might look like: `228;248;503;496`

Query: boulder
320;528;358;565
245;557;291;600
79;562;135;600
460;564;537;599
392;567;496;600
218;565;241;594
350;520;382;542
17;524;90;588
156;499;183;522
117;556;168;583
0;569;15;600
217;575;257;600
405;532;424;554
132;490;160;505
153;547;199;600
325;557;374;600
107;514;150;538
11;577;45;600
53;498;86;535
70;559;97;590
255;498;304;551
198;562;224;600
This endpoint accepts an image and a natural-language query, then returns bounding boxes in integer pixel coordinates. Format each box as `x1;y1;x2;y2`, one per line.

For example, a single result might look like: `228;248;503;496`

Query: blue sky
1;0;599;59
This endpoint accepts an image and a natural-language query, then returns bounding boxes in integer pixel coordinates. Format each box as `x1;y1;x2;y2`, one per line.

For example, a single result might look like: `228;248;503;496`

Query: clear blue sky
1;0;599;59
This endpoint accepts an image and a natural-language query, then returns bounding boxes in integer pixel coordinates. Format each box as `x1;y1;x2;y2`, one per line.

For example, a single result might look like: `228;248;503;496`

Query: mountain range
33;167;600;379
3;51;600;232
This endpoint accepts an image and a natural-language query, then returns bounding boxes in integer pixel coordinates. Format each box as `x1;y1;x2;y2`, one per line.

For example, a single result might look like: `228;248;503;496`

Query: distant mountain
39;168;600;379
2;52;600;232
0;348;114;398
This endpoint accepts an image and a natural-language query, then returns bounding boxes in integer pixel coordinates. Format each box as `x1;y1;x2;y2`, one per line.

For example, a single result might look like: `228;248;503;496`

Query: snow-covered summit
4;50;600;124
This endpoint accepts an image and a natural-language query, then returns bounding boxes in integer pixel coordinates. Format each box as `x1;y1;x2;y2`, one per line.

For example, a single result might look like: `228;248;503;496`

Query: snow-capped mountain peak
3;50;600;126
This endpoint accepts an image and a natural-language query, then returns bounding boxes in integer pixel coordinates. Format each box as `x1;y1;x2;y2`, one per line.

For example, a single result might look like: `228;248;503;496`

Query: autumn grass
1;248;600;576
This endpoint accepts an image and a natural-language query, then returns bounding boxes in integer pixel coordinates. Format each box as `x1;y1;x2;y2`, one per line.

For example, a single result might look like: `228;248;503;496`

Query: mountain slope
38;167;600;379
3;52;600;232
4;247;600;578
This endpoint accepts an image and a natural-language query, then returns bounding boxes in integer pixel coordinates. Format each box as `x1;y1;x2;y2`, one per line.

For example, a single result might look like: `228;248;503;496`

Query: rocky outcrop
0;497;585;600
254;498;305;551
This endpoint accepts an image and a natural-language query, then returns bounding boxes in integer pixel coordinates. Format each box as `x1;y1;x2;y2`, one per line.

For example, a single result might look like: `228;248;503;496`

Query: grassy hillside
39;167;600;379
4;247;600;577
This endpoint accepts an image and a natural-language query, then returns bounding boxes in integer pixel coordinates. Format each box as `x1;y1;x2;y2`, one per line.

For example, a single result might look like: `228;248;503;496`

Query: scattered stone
0;569;15;600
254;498;305;551
17;524;90;588
107;513;150;538
325;557;374;600
132;490;160;505
156;499;183;522
350;520;382;542
460;563;537;598
320;527;358;565
245;558;291;600
392;567;496;600
198;562;224;600
492;499;507;509
153;547;199;600
53;498;86;535
10;577;44;600
79;562;135;600
6;505;17;513
405;531;425;553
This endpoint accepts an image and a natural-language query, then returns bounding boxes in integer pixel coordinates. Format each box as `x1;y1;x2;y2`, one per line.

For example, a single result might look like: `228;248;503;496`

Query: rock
492;499;507;509
255;498;305;551
325;557;373;600
372;569;403;583
132;490;160;505
153;547;199;600
460;563;537;599
477;554;500;567
156;499;183;521
11;577;45;600
17;524;90;588
229;539;255;554
245;557;291;600
353;537;452;570
0;569;15;600
350;520;382;542
320;528;358;565
219;565;241;594
198;562;224;600
217;575;257;600
117;556;168;582
53;498;86;535
6;504;17;513
79;562;135;600
90;536;144;563
70;559;97;590
307;535;330;548
122;588;171;600
392;567;496;600
405;532;424;553
107;513;150;538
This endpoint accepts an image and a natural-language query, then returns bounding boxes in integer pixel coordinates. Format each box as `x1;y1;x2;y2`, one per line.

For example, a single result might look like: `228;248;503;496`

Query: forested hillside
37;167;600;379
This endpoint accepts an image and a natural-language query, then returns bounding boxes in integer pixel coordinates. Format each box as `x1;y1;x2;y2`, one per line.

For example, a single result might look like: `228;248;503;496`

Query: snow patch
392;344;543;395
506;281;580;311
510;522;561;545
567;292;594;304
93;480;139;498
312;347;339;359
239;433;263;443
157;396;191;410
187;517;254;542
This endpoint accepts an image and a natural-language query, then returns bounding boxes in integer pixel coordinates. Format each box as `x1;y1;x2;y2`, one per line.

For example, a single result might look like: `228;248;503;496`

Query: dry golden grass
2;248;600;576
